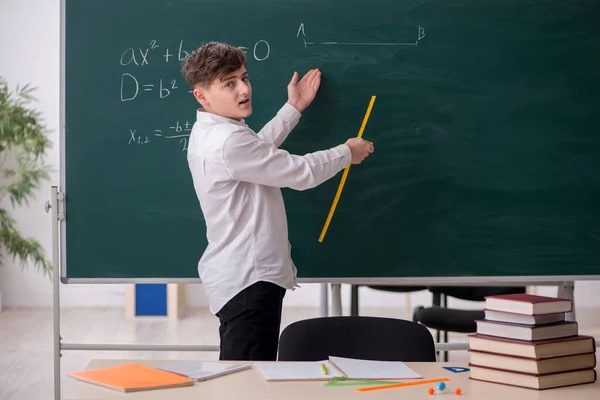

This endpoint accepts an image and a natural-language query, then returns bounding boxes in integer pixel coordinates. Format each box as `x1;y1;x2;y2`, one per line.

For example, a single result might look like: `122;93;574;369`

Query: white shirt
187;103;352;314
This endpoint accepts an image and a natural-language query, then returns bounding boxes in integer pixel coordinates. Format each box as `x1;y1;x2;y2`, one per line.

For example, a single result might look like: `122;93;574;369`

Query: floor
1;306;599;400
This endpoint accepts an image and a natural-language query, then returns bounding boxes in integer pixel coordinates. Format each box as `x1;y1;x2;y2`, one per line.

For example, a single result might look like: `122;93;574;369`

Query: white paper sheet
159;360;250;381
329;356;422;380
253;360;344;381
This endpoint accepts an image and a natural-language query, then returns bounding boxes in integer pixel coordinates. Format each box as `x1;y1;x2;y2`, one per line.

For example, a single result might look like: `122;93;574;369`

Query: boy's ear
193;86;209;107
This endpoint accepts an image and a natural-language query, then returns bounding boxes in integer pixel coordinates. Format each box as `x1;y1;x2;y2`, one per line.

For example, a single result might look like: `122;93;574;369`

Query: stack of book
468;293;597;390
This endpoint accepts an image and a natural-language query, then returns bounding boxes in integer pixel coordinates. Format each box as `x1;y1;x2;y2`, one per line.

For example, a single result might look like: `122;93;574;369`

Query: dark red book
468;334;596;359
484;293;572;315
469;364;596;390
468;349;596;375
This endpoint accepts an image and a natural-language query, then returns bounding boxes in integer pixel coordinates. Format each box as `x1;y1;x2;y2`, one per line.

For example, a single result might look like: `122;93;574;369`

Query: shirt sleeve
222;128;352;191
256;103;301;147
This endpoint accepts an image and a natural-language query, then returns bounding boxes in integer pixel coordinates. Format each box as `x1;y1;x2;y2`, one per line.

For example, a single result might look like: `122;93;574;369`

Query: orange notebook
68;363;195;392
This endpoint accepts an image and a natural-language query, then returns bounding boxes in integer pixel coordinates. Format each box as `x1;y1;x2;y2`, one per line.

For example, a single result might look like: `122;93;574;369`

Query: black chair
350;285;427;316
277;316;436;362
413;286;526;361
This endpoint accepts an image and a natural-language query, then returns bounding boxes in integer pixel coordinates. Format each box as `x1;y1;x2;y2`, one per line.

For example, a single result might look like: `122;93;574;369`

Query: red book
468;334;596;359
469;364;597;390
484;293;572;315
468;349;596;375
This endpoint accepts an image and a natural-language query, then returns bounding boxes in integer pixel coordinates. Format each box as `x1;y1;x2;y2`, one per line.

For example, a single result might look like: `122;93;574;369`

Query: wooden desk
63;359;598;400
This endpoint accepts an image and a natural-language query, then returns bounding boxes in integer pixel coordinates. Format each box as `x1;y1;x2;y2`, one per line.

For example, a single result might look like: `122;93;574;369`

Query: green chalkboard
62;0;600;281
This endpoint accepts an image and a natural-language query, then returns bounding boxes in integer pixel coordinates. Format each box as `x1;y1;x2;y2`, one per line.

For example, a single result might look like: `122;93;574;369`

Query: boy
181;42;374;361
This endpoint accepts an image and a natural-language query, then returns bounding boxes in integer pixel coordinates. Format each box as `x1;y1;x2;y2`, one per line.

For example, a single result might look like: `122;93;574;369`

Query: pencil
355;377;450;392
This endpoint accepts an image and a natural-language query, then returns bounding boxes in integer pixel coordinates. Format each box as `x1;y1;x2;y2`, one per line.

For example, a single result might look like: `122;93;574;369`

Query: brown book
475;320;578;341
468;349;596;375
469;365;597;390
468;334;596;359
484;293;572;315
484;309;565;326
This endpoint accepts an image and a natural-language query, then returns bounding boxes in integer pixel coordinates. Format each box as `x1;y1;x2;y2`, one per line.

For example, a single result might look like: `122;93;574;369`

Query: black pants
216;281;286;361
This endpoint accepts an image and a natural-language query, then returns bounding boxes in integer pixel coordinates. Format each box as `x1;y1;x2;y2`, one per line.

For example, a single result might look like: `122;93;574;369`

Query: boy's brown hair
181;42;247;89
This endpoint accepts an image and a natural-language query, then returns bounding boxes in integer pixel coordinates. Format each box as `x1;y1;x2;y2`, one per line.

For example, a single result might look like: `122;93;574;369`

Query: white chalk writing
128;121;192;152
297;23;425;48
119;38;271;105
120;25;426;154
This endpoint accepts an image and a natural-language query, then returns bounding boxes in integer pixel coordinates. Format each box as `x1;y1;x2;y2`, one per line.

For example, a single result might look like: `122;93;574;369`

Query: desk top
63;359;599;400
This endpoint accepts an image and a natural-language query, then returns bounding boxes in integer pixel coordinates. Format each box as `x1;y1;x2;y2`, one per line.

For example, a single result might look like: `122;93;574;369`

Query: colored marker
321;363;328;375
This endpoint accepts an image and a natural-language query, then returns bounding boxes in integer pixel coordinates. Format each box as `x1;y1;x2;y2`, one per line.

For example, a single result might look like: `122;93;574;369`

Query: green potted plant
0;77;53;311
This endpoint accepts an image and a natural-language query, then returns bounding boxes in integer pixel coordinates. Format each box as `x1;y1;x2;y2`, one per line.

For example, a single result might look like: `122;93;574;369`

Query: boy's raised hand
287;69;322;113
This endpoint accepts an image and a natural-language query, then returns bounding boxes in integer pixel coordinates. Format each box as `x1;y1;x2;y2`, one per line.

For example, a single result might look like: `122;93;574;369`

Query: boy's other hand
287;69;321;112
345;138;374;164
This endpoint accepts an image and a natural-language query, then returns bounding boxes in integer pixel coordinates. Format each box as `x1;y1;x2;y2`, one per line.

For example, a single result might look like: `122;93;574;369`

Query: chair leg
432;292;441;307
350;285;359;316
435;329;441;360
444;330;449;361
431;292;452;361
440;294;449;361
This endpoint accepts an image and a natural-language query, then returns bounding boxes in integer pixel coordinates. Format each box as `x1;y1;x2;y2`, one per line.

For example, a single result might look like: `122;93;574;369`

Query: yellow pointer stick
318;95;376;242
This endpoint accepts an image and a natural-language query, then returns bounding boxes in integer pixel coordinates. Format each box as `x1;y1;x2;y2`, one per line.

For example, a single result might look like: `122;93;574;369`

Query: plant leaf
0;209;52;278
0;76;52;278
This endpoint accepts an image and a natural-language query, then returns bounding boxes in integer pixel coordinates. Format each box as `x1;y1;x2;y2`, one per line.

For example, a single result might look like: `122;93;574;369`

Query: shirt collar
196;108;247;127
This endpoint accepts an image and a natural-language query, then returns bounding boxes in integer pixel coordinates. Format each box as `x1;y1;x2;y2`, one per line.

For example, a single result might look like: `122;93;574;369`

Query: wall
1;0;599;312
0;0;126;308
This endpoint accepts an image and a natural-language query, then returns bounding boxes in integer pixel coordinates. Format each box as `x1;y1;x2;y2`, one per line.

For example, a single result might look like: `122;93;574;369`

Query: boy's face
194;65;252;120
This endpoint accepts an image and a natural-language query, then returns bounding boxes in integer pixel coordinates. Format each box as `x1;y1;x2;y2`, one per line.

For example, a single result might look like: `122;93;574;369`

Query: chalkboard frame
58;0;600;284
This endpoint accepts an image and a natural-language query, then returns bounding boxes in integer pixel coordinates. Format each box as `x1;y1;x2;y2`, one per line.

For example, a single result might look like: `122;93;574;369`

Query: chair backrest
277;316;436;362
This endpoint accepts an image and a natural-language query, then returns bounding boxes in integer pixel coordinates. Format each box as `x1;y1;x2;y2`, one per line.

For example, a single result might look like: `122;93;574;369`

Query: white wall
1;0;599;312
0;0;127;308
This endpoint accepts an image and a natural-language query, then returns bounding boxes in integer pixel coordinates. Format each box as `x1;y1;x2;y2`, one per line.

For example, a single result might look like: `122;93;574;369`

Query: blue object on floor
135;284;167;316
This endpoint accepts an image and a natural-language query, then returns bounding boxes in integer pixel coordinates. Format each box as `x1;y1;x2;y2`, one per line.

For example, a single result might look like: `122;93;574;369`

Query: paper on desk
253;360;344;381
328;356;422;380
159;360;250;381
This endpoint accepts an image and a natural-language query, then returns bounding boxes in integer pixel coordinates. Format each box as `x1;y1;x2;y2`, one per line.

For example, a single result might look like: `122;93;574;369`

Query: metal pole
331;284;342;316
319;283;328;317
47;186;61;400
61;343;219;351
435;342;468;352
557;281;576;321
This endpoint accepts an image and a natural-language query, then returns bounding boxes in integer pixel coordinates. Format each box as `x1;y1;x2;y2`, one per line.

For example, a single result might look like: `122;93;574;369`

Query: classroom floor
1;306;599;400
